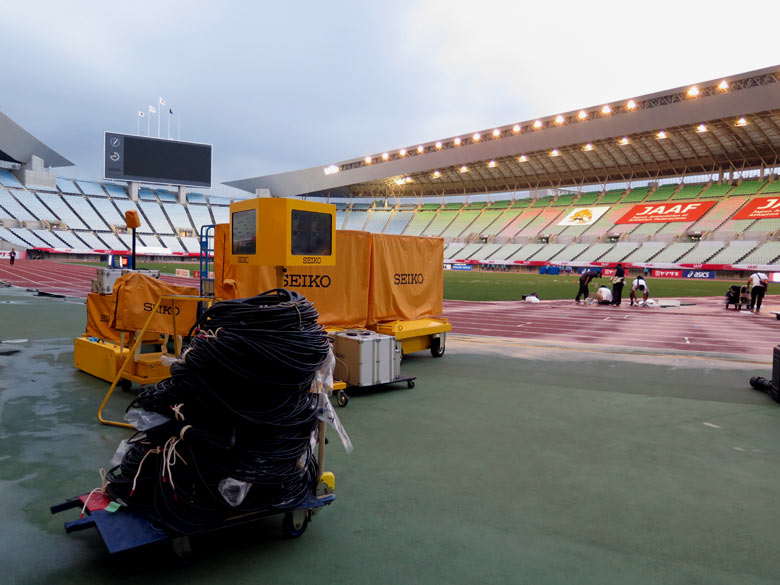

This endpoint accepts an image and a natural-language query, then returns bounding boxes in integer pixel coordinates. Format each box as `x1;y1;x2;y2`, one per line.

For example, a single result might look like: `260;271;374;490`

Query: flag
169;108;173;115
138;111;144;118
159;97;166;106
149;105;157;114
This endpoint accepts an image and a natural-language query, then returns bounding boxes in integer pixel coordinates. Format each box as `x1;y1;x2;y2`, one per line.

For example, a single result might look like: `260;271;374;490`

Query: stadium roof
226;65;780;198
0;112;73;169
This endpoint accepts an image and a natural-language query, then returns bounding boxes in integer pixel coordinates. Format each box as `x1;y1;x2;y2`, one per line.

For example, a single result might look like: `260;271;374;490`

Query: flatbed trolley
333;375;416;408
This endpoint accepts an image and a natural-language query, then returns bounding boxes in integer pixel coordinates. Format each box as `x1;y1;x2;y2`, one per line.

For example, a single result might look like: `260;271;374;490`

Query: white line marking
733;447;745;451
603;317;610;321
702;422;721;429
684;337;690;344
515;322;533;327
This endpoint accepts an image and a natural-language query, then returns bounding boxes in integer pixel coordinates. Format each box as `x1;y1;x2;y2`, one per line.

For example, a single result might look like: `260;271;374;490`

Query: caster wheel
407;380;415;389
118;379;133;392
282;511;309;537
336;391;349;407
430;336;445;358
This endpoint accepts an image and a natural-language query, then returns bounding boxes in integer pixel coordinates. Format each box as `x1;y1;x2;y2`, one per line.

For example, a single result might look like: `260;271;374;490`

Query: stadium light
578;110;588;120
492;129;501;137
550;149;559;157
656;130;667;139
323;165;339;175
518;155;528;162
435;141;442;150
601;105;612;115
473;133;481;141
417;145;424;153
554;115;565;125
364;156;372;164
460;165;468;173
405;176;413;183
382;152;389;161
626;100;637;110
619;137;629;145
583;143;593;152
488;160;497;168
736;116;748;127
394;178;405;185
399;148;407;156
454;137;462;146
696;123;707;133
718;80;729;91
512;124;521;133
433;170;441;178
687;85;700;97
533;120;543;129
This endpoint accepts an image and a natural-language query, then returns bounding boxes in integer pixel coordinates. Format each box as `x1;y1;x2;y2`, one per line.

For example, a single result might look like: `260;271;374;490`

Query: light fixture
432;170;441;178
323;165;339;175
394;178;405;185
364;156;372;164
583;143;593;152
554;115;565;125
718;79;729;91
550;149;559;157
492;129;501;137
399;148;407;156
696;123;707;133
472;133;481;141
687;85;700;97
460;165;468;173
736;116;748;127
512;124;521;133
435;141;442;149
656;130;667;139
578;110;588;120
533;120;543;129
601;105;612;115
417;145;424;154
382;152;389;161
619;137;629;145
626;100;637;110
405;176;413;183
518;155;528;162
488;160;497;168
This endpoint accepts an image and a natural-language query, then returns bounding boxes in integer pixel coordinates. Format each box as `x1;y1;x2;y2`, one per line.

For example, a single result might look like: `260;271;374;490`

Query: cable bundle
105;289;330;534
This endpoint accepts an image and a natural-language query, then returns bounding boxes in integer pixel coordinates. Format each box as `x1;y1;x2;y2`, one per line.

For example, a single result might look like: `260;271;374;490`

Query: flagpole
147;110;150;136
157;105;161;138
167;109;171;140
137;113;140;136
178;116;181;141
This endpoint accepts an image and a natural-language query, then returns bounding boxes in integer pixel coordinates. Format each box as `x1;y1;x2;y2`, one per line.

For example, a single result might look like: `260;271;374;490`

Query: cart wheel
336;390;349;407
430;336;445;358
407;380;415;389
282;511;309;537
118;379;133;392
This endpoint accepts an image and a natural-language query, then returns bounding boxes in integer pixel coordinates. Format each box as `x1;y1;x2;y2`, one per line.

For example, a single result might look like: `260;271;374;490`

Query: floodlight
656;130;667;139
488;160;497;168
518;155;527;162
433;170;441;178
626;100;637;110
405;176;413;183
454;137;462;145
736;117;748;127
583;143;593;152
382;152;389;160
460;165;468;173
687;85;700;97
619;137;629;145
492;129;501;137
417;145;424;153
364;156;372;164
550;149;559;157
394;178;405;185
601;105;612;115
554;115;565;125
399;148;407;156
323;165;339;175
533;120;543;129
472;133;481;141
512;124;521;133
435;141;442;149
696;123;707;133
718;80;729;91
578;110;588;120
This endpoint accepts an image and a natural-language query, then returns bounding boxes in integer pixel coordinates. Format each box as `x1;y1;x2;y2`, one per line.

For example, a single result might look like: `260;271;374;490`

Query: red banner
615;201;716;224
733;197;780;220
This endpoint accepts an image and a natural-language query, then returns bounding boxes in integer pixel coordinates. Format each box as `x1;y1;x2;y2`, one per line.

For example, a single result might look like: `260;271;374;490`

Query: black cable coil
106;289;330;534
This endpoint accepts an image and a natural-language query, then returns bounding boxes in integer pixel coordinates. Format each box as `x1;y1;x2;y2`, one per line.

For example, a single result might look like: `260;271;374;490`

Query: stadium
2;62;780;584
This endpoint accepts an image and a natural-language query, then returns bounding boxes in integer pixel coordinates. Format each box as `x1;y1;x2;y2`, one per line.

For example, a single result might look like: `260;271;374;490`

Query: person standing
747;272;769;313
9;248;16;267
611;263;626;306
575;270;598;303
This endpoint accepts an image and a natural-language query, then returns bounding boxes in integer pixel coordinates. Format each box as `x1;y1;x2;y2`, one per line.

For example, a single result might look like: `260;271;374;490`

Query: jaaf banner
615;201;717;224
733;197;780;220
557;207;609;226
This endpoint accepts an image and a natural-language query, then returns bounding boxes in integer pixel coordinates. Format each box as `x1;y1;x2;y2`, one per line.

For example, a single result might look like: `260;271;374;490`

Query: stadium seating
488;209;530;238
343;211;369;231
574;192;600;205
621;242;666;263
57;179;80;194
649;242;695;263
403;210;436;236
743;217;780;238
89;197;126;227
12;192;57;223
706;241;758;264
730;180;766;196
550;243;589;261
0;189;37;222
363;210;392;233
670;184;703;200
423;210;459;236
573;243;613;262
469;243;502;261
384;211;413;234
0;170;23;188
211;206;229;225
63;195;110;230
759;181;780;195
598;242;639;262
0;226;31;246
645;185;677;201
581;205;634;240
597;190;625;204
440;209;481;239
531;197;553;208
738;241;780;265
37;192;88;229
699;183;732;198
452;243;483;259
489;243;523;261
675;241;724;263
621;188;649;203
163;203;194;232
530;243;566;261
689;196;747;234
54;229;90;249
514;208;561;240
509;243;546;261
461;209;503;238
182;202;212;232
444;243;465;259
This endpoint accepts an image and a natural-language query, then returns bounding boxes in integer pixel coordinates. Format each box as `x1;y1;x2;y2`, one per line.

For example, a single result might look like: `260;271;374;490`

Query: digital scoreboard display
104;132;212;188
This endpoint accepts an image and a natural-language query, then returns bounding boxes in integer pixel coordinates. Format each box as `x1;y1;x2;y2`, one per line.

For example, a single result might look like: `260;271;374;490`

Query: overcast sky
2;0;777;195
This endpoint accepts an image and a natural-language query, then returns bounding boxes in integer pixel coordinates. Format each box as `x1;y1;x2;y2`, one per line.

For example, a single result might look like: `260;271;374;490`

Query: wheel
282;511;309;537
118;379;133;392
336;390;349;407
430;336;445;358
407;380;415;389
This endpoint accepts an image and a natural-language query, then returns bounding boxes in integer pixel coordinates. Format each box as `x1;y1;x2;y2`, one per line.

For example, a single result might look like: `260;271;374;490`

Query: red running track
0;259;197;297
443;298;780;358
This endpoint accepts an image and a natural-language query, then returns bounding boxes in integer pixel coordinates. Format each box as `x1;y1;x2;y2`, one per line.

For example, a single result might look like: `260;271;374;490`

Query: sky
2;0;778;196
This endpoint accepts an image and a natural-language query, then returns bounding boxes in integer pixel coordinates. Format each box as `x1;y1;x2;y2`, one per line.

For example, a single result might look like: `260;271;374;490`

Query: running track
2;260;778;358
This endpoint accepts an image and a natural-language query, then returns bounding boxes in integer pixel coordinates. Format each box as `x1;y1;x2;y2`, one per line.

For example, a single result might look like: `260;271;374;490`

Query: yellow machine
371;317;450;357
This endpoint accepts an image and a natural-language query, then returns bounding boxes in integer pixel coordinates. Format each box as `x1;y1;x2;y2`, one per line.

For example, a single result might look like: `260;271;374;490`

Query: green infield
65;260;201;274
443;271;742;301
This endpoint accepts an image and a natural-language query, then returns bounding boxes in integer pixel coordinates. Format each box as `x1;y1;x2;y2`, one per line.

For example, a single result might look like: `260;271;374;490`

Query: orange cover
111;272;200;335
367;233;443;324
85;292;122;342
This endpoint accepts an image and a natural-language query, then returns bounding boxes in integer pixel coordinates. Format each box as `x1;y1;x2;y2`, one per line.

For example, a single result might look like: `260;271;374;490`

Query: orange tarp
85;292;122;342
111;272;200;335
213;224;371;328
367;233;443;324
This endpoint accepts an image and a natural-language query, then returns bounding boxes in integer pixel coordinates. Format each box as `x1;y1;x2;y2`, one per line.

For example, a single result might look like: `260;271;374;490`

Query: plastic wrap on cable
105;289;341;535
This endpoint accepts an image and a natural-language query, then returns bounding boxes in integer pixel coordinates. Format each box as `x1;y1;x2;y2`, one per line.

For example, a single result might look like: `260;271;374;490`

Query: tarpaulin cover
733;196;780;220
213;224;371;328
111;273;200;335
85;292;122;342
368;233;443;324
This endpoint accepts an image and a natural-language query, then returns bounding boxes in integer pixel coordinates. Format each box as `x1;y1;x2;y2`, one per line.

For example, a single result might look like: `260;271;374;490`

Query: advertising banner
652;269;683;278
557;206;609;226
615;201;717;224
683;269;715;279
732;197;780;220
112;273;200;335
451;264;472;271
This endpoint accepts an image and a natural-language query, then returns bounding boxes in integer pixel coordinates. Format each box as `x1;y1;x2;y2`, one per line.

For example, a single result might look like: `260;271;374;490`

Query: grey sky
2;0;777;195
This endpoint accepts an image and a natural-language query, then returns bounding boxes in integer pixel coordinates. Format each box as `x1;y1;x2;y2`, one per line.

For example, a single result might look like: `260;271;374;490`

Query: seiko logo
100;314;110;323
143;303;181;316
237;257;249;264
284;274;331;288
394;273;424;285
302;256;322;265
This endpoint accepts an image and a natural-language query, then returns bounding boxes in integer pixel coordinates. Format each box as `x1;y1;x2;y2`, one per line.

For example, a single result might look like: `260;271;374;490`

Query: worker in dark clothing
611;263;626;306
575;270;599;303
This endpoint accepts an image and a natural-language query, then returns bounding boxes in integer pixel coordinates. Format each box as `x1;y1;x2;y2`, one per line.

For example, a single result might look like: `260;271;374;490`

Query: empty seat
384;211;413;234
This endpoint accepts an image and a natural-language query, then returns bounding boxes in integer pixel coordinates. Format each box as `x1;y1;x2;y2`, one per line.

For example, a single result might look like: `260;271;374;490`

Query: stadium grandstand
1;66;780;274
